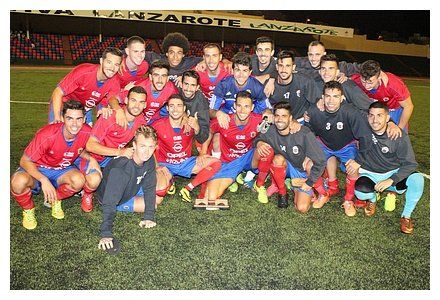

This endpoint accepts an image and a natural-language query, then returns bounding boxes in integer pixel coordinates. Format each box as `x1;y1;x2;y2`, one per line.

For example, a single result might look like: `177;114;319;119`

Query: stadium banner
13;10;354;37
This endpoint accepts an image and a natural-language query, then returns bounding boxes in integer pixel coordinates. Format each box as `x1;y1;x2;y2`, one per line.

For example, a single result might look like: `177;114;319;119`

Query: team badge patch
292;146;299;154
250;131;256;138
381;146;390;153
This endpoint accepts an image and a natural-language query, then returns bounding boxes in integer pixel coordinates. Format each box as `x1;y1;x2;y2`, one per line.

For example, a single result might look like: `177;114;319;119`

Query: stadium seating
10;33;64;61
10;33;429;77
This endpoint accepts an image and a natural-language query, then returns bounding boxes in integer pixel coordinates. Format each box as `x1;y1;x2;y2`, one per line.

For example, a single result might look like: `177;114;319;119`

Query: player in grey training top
305;81;372;216
295;40;360;81
97;125;158;253
254;101;327;213
267;50;321;122
177;70;210;145
345;101;424;234
315;54;373;112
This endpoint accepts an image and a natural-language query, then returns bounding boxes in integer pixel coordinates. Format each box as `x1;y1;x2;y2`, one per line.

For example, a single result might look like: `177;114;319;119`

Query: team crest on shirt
381;146;390;153
77;148;83;155
383;97;389;102
337;122;344;130
236;142;246;150
292;146;299;154
173;143;183;152
250;131;256;138
296;90;301;97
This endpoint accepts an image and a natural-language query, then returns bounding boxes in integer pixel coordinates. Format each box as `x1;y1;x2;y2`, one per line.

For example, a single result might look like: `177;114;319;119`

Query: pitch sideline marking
10;101;48;104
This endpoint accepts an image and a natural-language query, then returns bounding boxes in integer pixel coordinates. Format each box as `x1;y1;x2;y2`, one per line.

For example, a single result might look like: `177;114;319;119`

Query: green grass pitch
9;67;430;290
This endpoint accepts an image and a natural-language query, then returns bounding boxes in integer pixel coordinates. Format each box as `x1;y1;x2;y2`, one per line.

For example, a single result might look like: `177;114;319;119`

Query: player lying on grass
11;100;101;230
97;125;158;253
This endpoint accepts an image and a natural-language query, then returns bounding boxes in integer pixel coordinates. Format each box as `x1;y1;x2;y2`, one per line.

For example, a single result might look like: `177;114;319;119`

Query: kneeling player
346;102;424;234
151;94;221;204
201;91;267;201
97;125;158;253
10;100;101;230
253;102;327;212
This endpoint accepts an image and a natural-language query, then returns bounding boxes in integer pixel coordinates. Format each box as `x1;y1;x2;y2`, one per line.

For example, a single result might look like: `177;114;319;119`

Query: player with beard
82;87;147;212
250;36;278;97
200;91;265;200
295;41;360;81
49;47;123;126
268;50;321;123
304;81;372;216
253;101;327;211
346;102;424;234
196;43;229;101
151;94;221;204
107;60;178;128
11;100;101;229
315;54;373;112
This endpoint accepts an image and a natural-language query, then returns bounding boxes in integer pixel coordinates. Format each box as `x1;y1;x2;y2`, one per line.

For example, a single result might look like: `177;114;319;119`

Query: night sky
242;11;430;40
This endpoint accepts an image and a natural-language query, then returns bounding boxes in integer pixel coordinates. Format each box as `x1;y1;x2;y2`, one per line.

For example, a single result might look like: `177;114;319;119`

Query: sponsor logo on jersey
236;142;246;150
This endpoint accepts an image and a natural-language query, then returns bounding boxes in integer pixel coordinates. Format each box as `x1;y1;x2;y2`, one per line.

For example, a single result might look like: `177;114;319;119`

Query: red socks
56;183;78;200
270;164;287;195
12;189;34;210
344;175;358;201
313;177;328;196
186;161;221;191
256;147;274;187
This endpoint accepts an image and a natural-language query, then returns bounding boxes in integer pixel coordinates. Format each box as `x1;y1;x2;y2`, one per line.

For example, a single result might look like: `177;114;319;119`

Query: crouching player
151;94;221;204
305;81;373;216
201;91;266;201
10;100;101;230
346;102;424;234
97;125;158;253
253;101;327;212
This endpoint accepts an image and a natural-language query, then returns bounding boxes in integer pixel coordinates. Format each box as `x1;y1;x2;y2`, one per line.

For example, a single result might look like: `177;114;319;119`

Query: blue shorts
48;101;93;126
389;107;408;132
116;187;144;212
319;139;358;172
16;165;78;194
286;161;312;196
358;168;404;194
211;149;258;180
159;156;197;178
73;157;100;175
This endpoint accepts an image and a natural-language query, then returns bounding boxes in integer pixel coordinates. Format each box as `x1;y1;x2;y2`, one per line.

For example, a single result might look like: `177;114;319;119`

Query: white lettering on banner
13;10;353;37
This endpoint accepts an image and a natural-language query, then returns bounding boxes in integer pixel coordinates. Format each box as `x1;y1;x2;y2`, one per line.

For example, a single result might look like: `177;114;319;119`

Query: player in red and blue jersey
196;43;229;101
116;36;149;89
351;60;414;130
109;60;178;127
49;47;123;126
11;100;102;230
151;94;221;204
85;85;146;161
201;91;266;200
